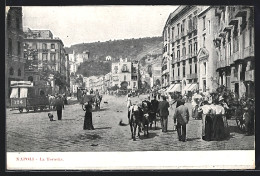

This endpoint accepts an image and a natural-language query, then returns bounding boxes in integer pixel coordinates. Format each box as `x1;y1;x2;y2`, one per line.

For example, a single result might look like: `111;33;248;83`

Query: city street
6;95;254;152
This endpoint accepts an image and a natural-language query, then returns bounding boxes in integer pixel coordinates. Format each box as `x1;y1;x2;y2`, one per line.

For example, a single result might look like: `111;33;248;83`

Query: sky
22;6;178;47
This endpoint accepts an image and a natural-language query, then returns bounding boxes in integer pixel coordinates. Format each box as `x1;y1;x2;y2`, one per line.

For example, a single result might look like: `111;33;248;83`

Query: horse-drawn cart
9;81;50;113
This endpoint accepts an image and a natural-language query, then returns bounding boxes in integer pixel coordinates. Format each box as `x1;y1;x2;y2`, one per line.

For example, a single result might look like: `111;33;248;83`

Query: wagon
10;81;50;113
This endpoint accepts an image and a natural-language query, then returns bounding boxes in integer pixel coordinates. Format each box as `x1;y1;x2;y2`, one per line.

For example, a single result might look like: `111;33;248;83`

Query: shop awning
188;83;197;91
183;84;192;92
165;84;175;93
168;84;181;92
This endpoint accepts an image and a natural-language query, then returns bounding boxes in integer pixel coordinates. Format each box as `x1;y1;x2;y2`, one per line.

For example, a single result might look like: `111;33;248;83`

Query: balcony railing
245;70;254;82
174;76;181;81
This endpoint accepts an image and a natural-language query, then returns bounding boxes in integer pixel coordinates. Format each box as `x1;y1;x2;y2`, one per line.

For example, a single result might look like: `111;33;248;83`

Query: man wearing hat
157;96;170;132
173;99;190;142
244;98;255;135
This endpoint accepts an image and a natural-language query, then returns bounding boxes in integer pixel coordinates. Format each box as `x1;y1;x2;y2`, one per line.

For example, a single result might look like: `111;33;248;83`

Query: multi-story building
163;6;200;95
68;50;77;74
23;28;68;94
111;58;132;89
131;61;139;90
5;7;25;104
214;6;254;98
197;6;219;93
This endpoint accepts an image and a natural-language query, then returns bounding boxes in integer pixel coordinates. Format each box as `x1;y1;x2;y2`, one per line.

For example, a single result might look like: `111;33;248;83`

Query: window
195;63;197;73
32;43;37;49
16;18;20;29
173;69;174;78
203;35;206;47
182;47;186;57
172;27;174;40
17;41;21;56
203;16;206;30
190;64;192;74
177;50;180;59
51;44;55;49
124;75;126;81
183;64;186;77
18;69;21;76
178;67;180;76
182;20;185;33
50;54;56;62
42;53;48;62
9;67;14;75
177;24;180;36
208;20;211;34
123;64;127;71
188;40;192;54
203;80;206;92
193;15;197;29
204;62;207;75
42;43;47;50
194;40;198;54
8;38;12;55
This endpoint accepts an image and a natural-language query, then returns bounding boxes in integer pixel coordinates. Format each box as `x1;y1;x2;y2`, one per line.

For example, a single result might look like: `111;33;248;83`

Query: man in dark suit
173;99;190;142
56;95;64;120
157;96;170;132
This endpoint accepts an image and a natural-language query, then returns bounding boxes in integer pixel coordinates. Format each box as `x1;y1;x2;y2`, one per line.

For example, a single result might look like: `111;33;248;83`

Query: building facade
23;28;68;94
197;6;219;93
214;6;254;98
163;6;199;94
5;7;25;104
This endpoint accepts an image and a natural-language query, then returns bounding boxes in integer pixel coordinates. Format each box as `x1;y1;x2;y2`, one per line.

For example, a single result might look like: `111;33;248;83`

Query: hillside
65;36;163;77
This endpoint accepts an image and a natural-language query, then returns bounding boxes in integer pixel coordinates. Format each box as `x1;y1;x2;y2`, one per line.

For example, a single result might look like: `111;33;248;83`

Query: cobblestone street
6;95;254;152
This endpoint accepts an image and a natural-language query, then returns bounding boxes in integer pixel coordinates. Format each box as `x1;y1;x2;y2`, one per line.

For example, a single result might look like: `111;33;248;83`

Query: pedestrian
173;99;190;142
210;99;226;141
198;100;213;141
150;95;159;129
219;96;230;138
126;94;132;119
245;98;255;135
157;96;170;132
83;101;94;130
55;95;64;120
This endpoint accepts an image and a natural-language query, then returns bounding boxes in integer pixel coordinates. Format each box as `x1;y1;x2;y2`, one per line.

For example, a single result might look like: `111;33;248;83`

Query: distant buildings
68;50;89;75
111;58;139;90
5;7;25;104
162;5;254;98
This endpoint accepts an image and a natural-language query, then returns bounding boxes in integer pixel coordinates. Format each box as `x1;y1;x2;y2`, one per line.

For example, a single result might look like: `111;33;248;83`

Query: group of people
127;94;190;142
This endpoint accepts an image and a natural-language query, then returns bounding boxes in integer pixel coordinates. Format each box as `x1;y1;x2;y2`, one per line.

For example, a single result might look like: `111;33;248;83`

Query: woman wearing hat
219;96;230;138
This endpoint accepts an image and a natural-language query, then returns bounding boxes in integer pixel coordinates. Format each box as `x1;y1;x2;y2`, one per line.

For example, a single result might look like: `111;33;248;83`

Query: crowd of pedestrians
126;87;255;142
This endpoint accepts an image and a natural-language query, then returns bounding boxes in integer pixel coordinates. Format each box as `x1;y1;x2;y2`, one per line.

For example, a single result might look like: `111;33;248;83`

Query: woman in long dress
211;99;226;141
198;100;213;141
83;101;94;130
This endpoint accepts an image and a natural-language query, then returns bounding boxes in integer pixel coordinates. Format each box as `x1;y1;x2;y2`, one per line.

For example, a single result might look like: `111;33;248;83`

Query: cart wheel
26;108;30;112
236;116;246;132
19;108;23;113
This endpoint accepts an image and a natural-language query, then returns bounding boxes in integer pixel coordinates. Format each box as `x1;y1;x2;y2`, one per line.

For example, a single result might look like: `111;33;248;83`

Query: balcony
50;49;56;52
175;35;180;41
180;32;185;38
242;45;254;59
186;73;198;80
245;70;254;82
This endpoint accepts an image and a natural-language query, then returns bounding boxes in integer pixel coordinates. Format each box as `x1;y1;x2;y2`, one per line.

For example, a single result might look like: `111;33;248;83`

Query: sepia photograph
5;5;255;170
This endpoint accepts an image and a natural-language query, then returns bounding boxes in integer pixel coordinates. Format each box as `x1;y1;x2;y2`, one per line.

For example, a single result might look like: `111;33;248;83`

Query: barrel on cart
9;81;50;113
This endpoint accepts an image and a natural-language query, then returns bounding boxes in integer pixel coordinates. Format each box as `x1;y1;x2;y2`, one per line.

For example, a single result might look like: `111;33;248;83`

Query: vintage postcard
5;5;255;170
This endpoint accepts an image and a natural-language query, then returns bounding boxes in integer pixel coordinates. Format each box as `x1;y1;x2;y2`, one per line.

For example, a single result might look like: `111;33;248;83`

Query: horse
129;104;143;141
